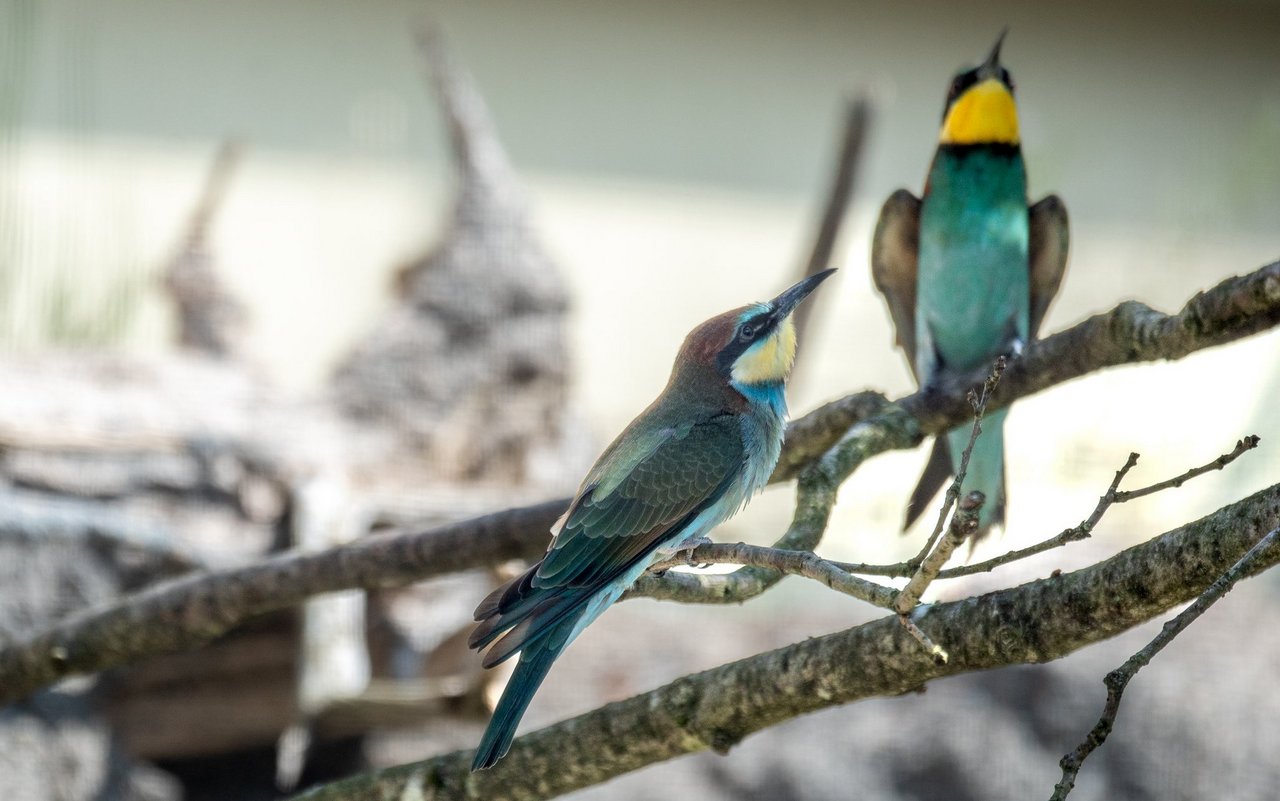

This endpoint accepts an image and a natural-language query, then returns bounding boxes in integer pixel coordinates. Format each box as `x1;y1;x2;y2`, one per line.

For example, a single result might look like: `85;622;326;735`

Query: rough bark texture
0;500;568;707
0;260;1277;707
902;260;1280;432
290;484;1280;801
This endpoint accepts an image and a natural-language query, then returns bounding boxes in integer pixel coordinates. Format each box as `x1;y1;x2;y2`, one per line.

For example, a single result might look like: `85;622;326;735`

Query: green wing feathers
538;415;743;586
470;413;744;665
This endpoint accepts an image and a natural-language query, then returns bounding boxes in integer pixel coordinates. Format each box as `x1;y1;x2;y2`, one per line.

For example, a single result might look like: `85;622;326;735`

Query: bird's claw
675;536;714;569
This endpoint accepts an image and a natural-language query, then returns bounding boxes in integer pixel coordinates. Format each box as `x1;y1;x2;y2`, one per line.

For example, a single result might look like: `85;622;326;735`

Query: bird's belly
657;483;756;556
917;219;1030;374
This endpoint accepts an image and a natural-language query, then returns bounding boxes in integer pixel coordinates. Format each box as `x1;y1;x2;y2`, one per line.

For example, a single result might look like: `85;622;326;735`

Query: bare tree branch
791;96;870;348
833;435;1260;580
883;356;1003;660
903;260;1280;433
162;138;248;358
0;499;567;706
0;262;1275;706
896;490;983;662
627;434;1259;620
1112;434;1261;503
1049;525;1280;800
648;541;897;609
288;484;1280;801
896;490;983;617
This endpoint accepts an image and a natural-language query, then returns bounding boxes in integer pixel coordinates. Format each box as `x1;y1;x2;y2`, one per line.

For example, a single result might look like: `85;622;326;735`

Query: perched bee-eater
871;31;1069;540
468;269;835;770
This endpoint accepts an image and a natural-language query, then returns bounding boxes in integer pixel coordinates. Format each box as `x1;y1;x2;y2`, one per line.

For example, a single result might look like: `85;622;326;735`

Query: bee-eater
871;32;1069;539
468;269;835;770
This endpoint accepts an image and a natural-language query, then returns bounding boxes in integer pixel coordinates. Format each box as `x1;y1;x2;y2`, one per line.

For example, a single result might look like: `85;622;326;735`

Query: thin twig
909;405;979;568
896;491;984;615
646;542;897;609
936;451;1140;579
644;427;1260;619
895;491;984;662
943;436;1260;578
1049;525;1280;800
897;615;946;665
1114;434;1261;503
891;358;1004;660
791;96;870;348
834;435;1260;580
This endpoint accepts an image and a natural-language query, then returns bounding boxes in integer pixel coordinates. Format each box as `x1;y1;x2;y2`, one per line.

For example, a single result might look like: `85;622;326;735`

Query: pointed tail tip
471;731;511;772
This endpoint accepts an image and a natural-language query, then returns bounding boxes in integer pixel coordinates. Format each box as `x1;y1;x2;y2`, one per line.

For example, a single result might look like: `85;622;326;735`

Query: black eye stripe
943;66;1014;119
739;313;772;341
717;313;775;375
950;70;980;101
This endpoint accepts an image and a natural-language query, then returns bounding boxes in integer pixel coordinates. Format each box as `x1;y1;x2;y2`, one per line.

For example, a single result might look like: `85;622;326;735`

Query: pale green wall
0;0;1277;557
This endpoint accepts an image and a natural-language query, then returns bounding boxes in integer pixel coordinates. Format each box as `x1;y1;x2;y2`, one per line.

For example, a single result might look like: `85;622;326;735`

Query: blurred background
0;1;1277;800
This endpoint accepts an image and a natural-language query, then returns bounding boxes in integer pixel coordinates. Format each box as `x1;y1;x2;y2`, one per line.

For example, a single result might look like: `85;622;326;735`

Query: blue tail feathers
472;633;565;771
945;405;1008;535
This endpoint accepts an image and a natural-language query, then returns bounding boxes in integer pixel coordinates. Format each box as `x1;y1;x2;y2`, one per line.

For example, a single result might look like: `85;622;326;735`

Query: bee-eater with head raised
468;269;835;770
872;31;1069;540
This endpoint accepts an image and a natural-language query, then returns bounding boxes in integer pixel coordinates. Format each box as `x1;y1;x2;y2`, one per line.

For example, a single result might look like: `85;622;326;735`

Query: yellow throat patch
940;78;1020;145
732;316;797;385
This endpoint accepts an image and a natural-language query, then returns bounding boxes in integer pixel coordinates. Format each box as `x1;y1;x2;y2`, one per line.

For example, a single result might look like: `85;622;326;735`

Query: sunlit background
1;1;1278;799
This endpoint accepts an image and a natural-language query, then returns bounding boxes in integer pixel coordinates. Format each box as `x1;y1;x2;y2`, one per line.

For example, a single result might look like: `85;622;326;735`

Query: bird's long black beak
979;28;1008;77
770;268;836;320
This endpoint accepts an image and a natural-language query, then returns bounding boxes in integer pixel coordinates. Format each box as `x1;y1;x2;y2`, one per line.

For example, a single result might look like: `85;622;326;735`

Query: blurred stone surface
0;521;190;801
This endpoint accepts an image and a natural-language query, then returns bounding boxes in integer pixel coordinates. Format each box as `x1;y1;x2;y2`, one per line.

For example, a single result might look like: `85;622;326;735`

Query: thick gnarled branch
0;261;1276;706
904;261;1280;432
290;484;1280;801
0;500;567;705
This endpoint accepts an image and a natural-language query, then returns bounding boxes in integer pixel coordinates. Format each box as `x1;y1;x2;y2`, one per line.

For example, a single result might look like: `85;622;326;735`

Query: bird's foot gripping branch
289;476;1280;801
0;262;1276;800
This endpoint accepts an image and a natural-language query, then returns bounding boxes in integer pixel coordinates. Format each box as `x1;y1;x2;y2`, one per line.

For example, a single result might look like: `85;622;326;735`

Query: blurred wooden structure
0;32;578;801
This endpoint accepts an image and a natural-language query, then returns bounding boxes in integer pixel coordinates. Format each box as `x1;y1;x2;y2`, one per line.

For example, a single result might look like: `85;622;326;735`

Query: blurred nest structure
0;32;585;801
